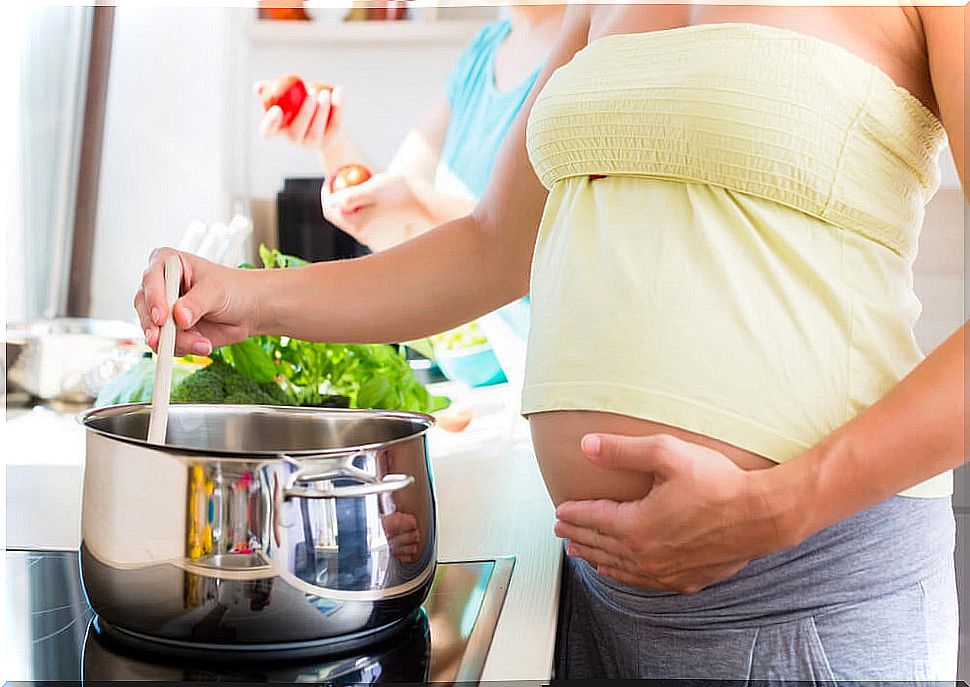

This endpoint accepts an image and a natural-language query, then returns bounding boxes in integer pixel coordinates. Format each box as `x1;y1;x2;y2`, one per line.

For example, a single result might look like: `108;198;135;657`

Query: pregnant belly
528;410;776;506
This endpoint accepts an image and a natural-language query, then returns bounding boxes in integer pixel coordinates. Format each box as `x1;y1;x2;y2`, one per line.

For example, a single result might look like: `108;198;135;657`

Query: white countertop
3;383;561;681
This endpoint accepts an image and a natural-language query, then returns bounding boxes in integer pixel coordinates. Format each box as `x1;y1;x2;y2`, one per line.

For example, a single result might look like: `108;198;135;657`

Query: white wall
913;184;966;354
89;6;232;321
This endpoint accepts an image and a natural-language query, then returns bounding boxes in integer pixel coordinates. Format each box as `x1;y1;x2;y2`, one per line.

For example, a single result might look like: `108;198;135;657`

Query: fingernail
582;434;601;456
566;544;577;556
144;328;152;342
180;307;193;327
150;307;161;325
193;341;211;356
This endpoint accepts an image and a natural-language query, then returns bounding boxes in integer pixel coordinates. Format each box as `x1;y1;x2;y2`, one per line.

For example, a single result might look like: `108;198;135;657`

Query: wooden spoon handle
147;255;183;444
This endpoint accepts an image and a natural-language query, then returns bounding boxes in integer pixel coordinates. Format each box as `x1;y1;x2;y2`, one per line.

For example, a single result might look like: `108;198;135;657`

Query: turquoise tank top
436;19;540;378
437;19;542;203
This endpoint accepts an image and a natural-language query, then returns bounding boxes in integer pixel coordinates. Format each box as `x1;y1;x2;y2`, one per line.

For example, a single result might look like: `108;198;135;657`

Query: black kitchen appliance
276;177;370;263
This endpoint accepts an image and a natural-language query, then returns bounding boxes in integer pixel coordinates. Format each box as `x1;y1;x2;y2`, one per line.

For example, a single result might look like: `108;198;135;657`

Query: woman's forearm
252;211;531;343
411;178;476;228
348;179;476;252
368;183;477;252
317;132;371;178
773;11;966;532
768;323;967;542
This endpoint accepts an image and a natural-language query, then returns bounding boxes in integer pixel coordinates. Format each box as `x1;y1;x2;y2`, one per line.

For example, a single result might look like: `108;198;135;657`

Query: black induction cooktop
4;549;513;683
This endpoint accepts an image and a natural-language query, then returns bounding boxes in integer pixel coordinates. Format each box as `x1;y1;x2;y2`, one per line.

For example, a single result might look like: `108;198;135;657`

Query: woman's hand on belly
554;433;801;594
529;410;775;505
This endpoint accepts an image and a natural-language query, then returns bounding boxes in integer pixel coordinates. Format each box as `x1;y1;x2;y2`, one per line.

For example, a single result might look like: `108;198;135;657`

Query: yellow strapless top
523;23;950;497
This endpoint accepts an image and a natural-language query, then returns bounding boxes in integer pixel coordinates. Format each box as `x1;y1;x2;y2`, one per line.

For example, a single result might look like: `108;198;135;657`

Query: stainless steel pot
79;403;437;657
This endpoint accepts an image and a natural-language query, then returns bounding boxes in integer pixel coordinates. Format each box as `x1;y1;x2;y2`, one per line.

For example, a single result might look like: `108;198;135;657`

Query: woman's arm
386;94;451;182
137;7;592;354
385;98;491;226
777;4;968;533
770;326;965;540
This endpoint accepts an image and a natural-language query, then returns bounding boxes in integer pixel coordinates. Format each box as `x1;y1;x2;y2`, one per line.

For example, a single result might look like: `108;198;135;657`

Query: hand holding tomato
329;163;372;193
322;172;436;252
255;75;342;151
257;74;307;128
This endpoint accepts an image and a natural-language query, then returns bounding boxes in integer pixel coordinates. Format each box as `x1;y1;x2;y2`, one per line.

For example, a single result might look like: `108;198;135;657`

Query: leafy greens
200;246;449;413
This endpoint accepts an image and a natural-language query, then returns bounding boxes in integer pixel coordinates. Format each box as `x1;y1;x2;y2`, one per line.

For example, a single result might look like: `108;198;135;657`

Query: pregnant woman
135;4;966;680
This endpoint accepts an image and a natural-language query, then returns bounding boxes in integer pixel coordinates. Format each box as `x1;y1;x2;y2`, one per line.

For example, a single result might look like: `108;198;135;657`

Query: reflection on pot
183;572;274;613
185;462;269;571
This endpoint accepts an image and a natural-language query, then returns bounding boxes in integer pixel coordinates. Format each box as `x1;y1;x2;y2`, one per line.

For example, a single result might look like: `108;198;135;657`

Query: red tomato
329;164;373;193
260;74;308;129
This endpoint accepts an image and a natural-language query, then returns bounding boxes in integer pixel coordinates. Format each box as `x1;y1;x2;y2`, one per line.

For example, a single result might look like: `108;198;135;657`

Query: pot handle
280;454;414;499
284;473;414;500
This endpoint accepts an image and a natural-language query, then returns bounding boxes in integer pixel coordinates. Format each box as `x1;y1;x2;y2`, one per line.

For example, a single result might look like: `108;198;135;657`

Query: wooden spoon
147;255;182;444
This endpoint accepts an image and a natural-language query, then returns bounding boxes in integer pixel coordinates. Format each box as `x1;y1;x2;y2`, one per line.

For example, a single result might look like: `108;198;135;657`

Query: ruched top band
526;23;947;261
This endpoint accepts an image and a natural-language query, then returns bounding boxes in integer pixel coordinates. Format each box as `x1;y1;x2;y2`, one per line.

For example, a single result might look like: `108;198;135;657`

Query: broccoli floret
171;360;292;405
170;363;226;403
223;368;290;405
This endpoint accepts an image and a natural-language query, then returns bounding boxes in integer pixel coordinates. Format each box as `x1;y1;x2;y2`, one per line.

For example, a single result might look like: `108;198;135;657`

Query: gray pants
555;495;958;681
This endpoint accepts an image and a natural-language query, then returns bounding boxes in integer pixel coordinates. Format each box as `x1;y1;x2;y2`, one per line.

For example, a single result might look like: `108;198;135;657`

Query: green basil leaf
236;247;443;412
221;338;277;383
356;375;391;409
